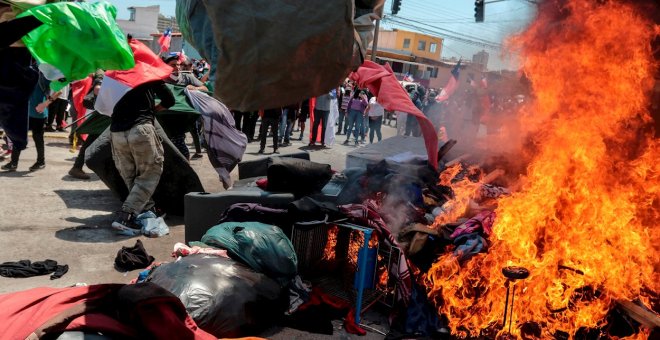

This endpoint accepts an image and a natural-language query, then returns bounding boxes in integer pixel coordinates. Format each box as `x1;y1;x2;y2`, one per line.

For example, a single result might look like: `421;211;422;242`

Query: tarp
350;61;439;169
185;88;247;189
77;84;200;136
84;120;204;216
196;222;298;284
182;0;355;111
18;1;134;90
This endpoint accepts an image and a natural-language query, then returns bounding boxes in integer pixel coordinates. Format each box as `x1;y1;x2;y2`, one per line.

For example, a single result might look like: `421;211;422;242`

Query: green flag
18;1;134;90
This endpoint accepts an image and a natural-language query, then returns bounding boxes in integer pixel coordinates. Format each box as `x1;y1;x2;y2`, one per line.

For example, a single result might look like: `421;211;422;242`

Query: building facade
116;5;159;41
369;29;446;88
472;50;489;72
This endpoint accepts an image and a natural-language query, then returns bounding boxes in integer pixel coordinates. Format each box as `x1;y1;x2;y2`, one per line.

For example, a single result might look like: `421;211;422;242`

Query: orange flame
425;1;659;338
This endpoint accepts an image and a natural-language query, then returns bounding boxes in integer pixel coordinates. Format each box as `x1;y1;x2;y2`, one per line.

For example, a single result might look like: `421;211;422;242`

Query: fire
434;164;483;226
425;1;659;338
322;226;339;262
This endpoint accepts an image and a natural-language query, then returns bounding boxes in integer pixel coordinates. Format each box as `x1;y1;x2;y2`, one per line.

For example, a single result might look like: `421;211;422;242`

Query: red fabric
345;308;366;336
308;97;322;143
256;178;268;190
0;284;122;340
71;77;93;140
349;61;438;169
297;287;366;336
106;39;172;88
0;284;216;340
158;32;171;53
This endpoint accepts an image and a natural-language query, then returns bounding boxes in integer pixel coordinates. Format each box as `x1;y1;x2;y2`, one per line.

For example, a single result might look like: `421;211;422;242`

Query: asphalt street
0;121;399;339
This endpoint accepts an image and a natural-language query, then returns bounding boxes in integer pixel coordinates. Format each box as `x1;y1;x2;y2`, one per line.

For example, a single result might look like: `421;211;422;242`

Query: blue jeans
369;116;382;143
344;109;363;142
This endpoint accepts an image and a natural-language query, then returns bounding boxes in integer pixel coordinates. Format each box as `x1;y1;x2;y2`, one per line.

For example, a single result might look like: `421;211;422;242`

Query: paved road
0;122;398;339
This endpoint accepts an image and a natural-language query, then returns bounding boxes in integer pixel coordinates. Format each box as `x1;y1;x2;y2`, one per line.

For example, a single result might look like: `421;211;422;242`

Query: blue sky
104;0;535;70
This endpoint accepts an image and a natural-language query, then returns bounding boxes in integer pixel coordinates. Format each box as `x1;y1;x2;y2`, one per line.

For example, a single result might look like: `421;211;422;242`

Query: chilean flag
158;27;172;54
95;39;171;116
436;60;461;102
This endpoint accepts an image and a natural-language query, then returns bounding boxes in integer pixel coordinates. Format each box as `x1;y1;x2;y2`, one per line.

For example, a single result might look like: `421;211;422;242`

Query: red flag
95;39;172;116
71;77;93;140
71;77;93;123
158;28;172;54
436;60;461;102
350;61;439;169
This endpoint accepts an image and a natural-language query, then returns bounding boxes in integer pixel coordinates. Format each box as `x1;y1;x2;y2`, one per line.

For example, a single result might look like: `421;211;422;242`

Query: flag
95;39;172;116
436;60;461;102
403;73;414;82
158;27;172;53
350;61;439;169
17;1;134;91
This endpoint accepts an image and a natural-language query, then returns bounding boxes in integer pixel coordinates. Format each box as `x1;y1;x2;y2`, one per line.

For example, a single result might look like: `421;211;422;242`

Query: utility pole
370;3;385;62
371;19;380;61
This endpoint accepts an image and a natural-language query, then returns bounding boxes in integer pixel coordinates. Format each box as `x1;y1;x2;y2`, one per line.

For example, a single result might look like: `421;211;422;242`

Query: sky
105;0;536;70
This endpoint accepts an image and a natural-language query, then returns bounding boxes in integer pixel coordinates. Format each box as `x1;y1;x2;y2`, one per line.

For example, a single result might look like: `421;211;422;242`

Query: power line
384;17;502;50
393;16;503;47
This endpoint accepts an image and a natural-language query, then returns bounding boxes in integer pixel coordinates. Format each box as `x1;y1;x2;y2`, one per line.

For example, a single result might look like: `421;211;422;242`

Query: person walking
110;80;175;231
69;77;104;180
310;92;331;147
297;98;310;140
280;103;298;146
2;72;49;171
45;84;69;132
366;95;384;143
164;56;207;160
343;90;368;146
338;87;351;135
258;108;281;154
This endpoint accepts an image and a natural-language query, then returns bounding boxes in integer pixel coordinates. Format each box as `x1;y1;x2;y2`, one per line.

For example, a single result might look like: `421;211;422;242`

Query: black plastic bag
147;254;286;338
267;157;332;196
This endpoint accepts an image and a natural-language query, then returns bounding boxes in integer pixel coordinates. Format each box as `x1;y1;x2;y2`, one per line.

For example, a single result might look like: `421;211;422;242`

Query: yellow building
368;29;446;88
380;29;443;61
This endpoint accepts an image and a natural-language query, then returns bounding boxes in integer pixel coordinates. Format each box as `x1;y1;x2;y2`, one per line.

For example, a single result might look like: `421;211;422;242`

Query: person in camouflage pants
108;80;174;231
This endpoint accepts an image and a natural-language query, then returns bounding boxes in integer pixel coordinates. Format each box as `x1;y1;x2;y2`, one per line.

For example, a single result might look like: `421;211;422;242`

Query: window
129;8;136;21
402;38;411;49
417;40;426;51
430;42;437;53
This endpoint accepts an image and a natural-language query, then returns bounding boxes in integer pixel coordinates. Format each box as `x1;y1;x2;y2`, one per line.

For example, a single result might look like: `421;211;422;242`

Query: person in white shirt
365;96;384;143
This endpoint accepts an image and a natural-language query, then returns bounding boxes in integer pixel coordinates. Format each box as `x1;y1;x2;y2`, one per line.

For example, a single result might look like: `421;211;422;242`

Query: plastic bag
147;254;285;338
197;222;297;284
115;211;169;237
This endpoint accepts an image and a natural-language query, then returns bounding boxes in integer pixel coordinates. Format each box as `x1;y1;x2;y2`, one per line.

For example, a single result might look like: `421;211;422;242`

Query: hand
36;101;49;113
186;85;197;90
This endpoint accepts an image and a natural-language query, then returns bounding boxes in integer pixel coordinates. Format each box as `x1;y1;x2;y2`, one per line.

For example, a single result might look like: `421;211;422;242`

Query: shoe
29;162;45;171
258;148;265;154
343;140;349;145
44;126;56;132
111;211;141;231
273;149;280;154
191;153;203;159
360;140;366;144
68;167;91;180
56;127;65;132
321;143;326;148
1;162;17;172
308;142;315;147
355;140;359;146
